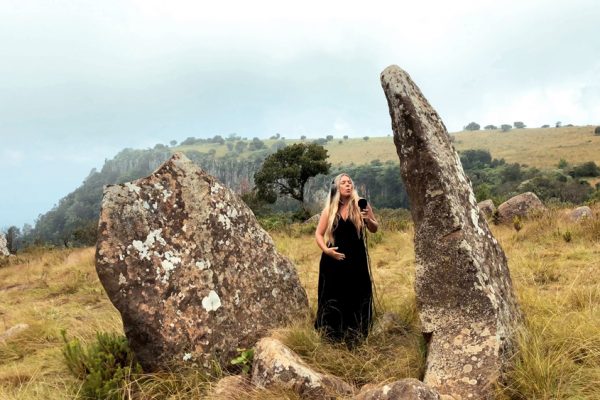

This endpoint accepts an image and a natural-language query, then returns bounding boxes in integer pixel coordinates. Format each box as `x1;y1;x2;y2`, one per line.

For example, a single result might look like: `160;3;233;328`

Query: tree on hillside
343;135;349;140
254;143;330;210
300;135;307;140
464;122;480;131
501;124;512;132
326;135;334;141
484;125;497;130
514;121;526;129
170;140;177;146
3;226;20;254
555;121;562;128
541;124;550;128
363;136;370;141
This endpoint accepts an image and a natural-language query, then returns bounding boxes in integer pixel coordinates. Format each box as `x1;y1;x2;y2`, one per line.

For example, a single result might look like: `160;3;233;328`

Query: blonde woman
314;173;378;345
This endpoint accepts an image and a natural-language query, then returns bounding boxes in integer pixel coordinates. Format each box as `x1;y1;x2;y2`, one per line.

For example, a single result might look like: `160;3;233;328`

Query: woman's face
338;175;353;198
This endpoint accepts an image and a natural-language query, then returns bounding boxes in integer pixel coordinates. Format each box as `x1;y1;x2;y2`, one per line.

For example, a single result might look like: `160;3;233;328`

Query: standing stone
497;192;545;224
0;233;9;256
381;65;522;399
96;153;308;372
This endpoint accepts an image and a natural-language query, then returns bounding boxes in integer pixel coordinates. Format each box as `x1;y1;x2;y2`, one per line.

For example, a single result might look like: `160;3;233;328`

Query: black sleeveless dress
314;216;373;344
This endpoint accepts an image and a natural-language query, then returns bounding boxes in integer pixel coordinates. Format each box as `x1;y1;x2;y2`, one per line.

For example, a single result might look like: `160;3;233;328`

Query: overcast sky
1;0;599;228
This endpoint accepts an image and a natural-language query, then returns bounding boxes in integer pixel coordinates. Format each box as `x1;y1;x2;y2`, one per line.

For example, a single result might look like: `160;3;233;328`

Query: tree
170;140;177;146
363;136;370;141
464;122;480;131
514;121;526;129
4;226;20;254
594;126;600;135
541;124;550;128
326;135;334;141
484;125;497;130
300;135;307;140
254;143;330;209
501;124;512;132
343;135;349;140
555;121;562;128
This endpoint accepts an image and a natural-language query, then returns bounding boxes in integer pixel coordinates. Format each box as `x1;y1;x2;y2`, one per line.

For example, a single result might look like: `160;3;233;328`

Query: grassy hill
1;206;599;399
175;125;600;170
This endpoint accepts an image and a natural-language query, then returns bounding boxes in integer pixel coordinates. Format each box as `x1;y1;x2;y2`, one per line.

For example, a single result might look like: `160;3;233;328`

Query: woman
314;173;378;345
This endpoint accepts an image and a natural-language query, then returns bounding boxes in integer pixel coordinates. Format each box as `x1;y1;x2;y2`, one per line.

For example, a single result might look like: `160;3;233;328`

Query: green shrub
62;330;142;399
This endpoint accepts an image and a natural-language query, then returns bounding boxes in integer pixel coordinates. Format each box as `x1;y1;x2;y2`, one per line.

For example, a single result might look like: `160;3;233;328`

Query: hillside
175;126;600;170
1;207;599;398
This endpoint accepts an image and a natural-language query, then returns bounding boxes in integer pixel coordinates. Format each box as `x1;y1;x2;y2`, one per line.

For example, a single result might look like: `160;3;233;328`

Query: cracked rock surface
96;153;308;371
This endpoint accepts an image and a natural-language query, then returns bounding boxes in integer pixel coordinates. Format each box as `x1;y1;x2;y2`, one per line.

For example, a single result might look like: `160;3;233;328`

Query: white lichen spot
218;214;231;230
382;385;391;395
195;260;210;270
182;353;192;361
272;288;280;297
470;209;485;235
426;188;444;198
118;273;127;285
143;201;150;210
124;182;141;194
182;224;187;232
202;290;222;312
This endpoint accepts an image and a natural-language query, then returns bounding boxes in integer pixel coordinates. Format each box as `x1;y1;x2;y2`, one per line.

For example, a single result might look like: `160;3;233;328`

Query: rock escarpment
95;153;308;372
381;65;522;399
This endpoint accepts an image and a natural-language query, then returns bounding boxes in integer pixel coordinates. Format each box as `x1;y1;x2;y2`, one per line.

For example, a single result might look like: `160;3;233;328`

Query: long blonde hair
323;173;364;245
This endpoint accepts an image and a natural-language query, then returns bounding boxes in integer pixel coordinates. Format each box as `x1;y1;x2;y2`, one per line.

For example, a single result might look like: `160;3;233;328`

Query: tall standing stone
381;65;522;399
96;153;308;372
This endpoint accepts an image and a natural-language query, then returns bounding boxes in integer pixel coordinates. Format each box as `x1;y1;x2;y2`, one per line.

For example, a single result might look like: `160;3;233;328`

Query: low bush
62;330;142;399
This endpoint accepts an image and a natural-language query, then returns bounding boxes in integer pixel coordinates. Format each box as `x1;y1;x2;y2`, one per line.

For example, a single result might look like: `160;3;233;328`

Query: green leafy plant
562;230;572;243
513;216;523;232
230;348;254;374
62;330;142;399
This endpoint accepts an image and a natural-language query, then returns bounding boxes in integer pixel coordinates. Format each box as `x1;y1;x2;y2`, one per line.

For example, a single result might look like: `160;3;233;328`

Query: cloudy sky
1;0;599;228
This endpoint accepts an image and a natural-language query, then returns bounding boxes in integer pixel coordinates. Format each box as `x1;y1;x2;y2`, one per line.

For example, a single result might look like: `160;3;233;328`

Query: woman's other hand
325;247;345;261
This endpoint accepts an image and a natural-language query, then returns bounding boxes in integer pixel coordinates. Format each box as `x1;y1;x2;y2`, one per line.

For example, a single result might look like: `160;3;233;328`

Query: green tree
464;122;480;131
501;124;512;132
514;121;526;129
254;143;330;209
484;125;497;130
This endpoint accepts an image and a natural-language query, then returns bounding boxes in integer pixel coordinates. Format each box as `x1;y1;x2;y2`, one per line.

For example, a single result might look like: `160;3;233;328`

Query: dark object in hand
358;198;368;210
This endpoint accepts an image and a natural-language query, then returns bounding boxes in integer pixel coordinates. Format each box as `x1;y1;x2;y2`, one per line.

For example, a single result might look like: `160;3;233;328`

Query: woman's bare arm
360;204;379;233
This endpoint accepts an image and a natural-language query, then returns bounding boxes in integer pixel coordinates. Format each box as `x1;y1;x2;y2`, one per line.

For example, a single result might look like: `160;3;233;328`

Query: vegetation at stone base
253;143;330;212
61;330;142;399
2;206;600;399
229;348;254;375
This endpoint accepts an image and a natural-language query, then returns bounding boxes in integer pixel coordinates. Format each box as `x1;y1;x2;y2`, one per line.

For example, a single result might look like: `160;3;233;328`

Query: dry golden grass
1;204;599;399
453;126;600;169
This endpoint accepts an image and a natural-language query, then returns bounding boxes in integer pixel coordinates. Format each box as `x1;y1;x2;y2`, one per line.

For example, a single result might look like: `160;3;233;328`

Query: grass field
175;125;600;170
1;205;599;399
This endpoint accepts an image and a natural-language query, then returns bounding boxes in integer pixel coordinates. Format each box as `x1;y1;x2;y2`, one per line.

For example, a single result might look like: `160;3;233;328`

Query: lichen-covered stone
251;337;354;399
95;153;309;372
568;206;592;222
381;65;522;399
477;200;495;219
497;192;545;223
0;233;9;256
354;378;440;400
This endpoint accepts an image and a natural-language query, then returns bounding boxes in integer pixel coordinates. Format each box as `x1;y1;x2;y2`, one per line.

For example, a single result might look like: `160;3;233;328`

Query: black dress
314;216;373;344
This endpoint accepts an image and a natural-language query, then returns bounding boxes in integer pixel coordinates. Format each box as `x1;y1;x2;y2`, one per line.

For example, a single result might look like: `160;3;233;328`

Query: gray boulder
568;206;592;222
477;199;495;219
251;337;354;399
497;192;545;224
354;378;441;400
96;153;308;372
381;65;522;399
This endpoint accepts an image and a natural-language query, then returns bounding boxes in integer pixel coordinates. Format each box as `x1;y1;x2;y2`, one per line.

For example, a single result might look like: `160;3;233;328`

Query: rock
353;378;440;400
497;192;545;224
95;153;309;372
568;206;592;222
381;65;522;399
304;214;321;224
371;312;408;336
0;323;29;343
0;233;9;256
210;375;251;400
477;200;495;219
251;337;354;399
